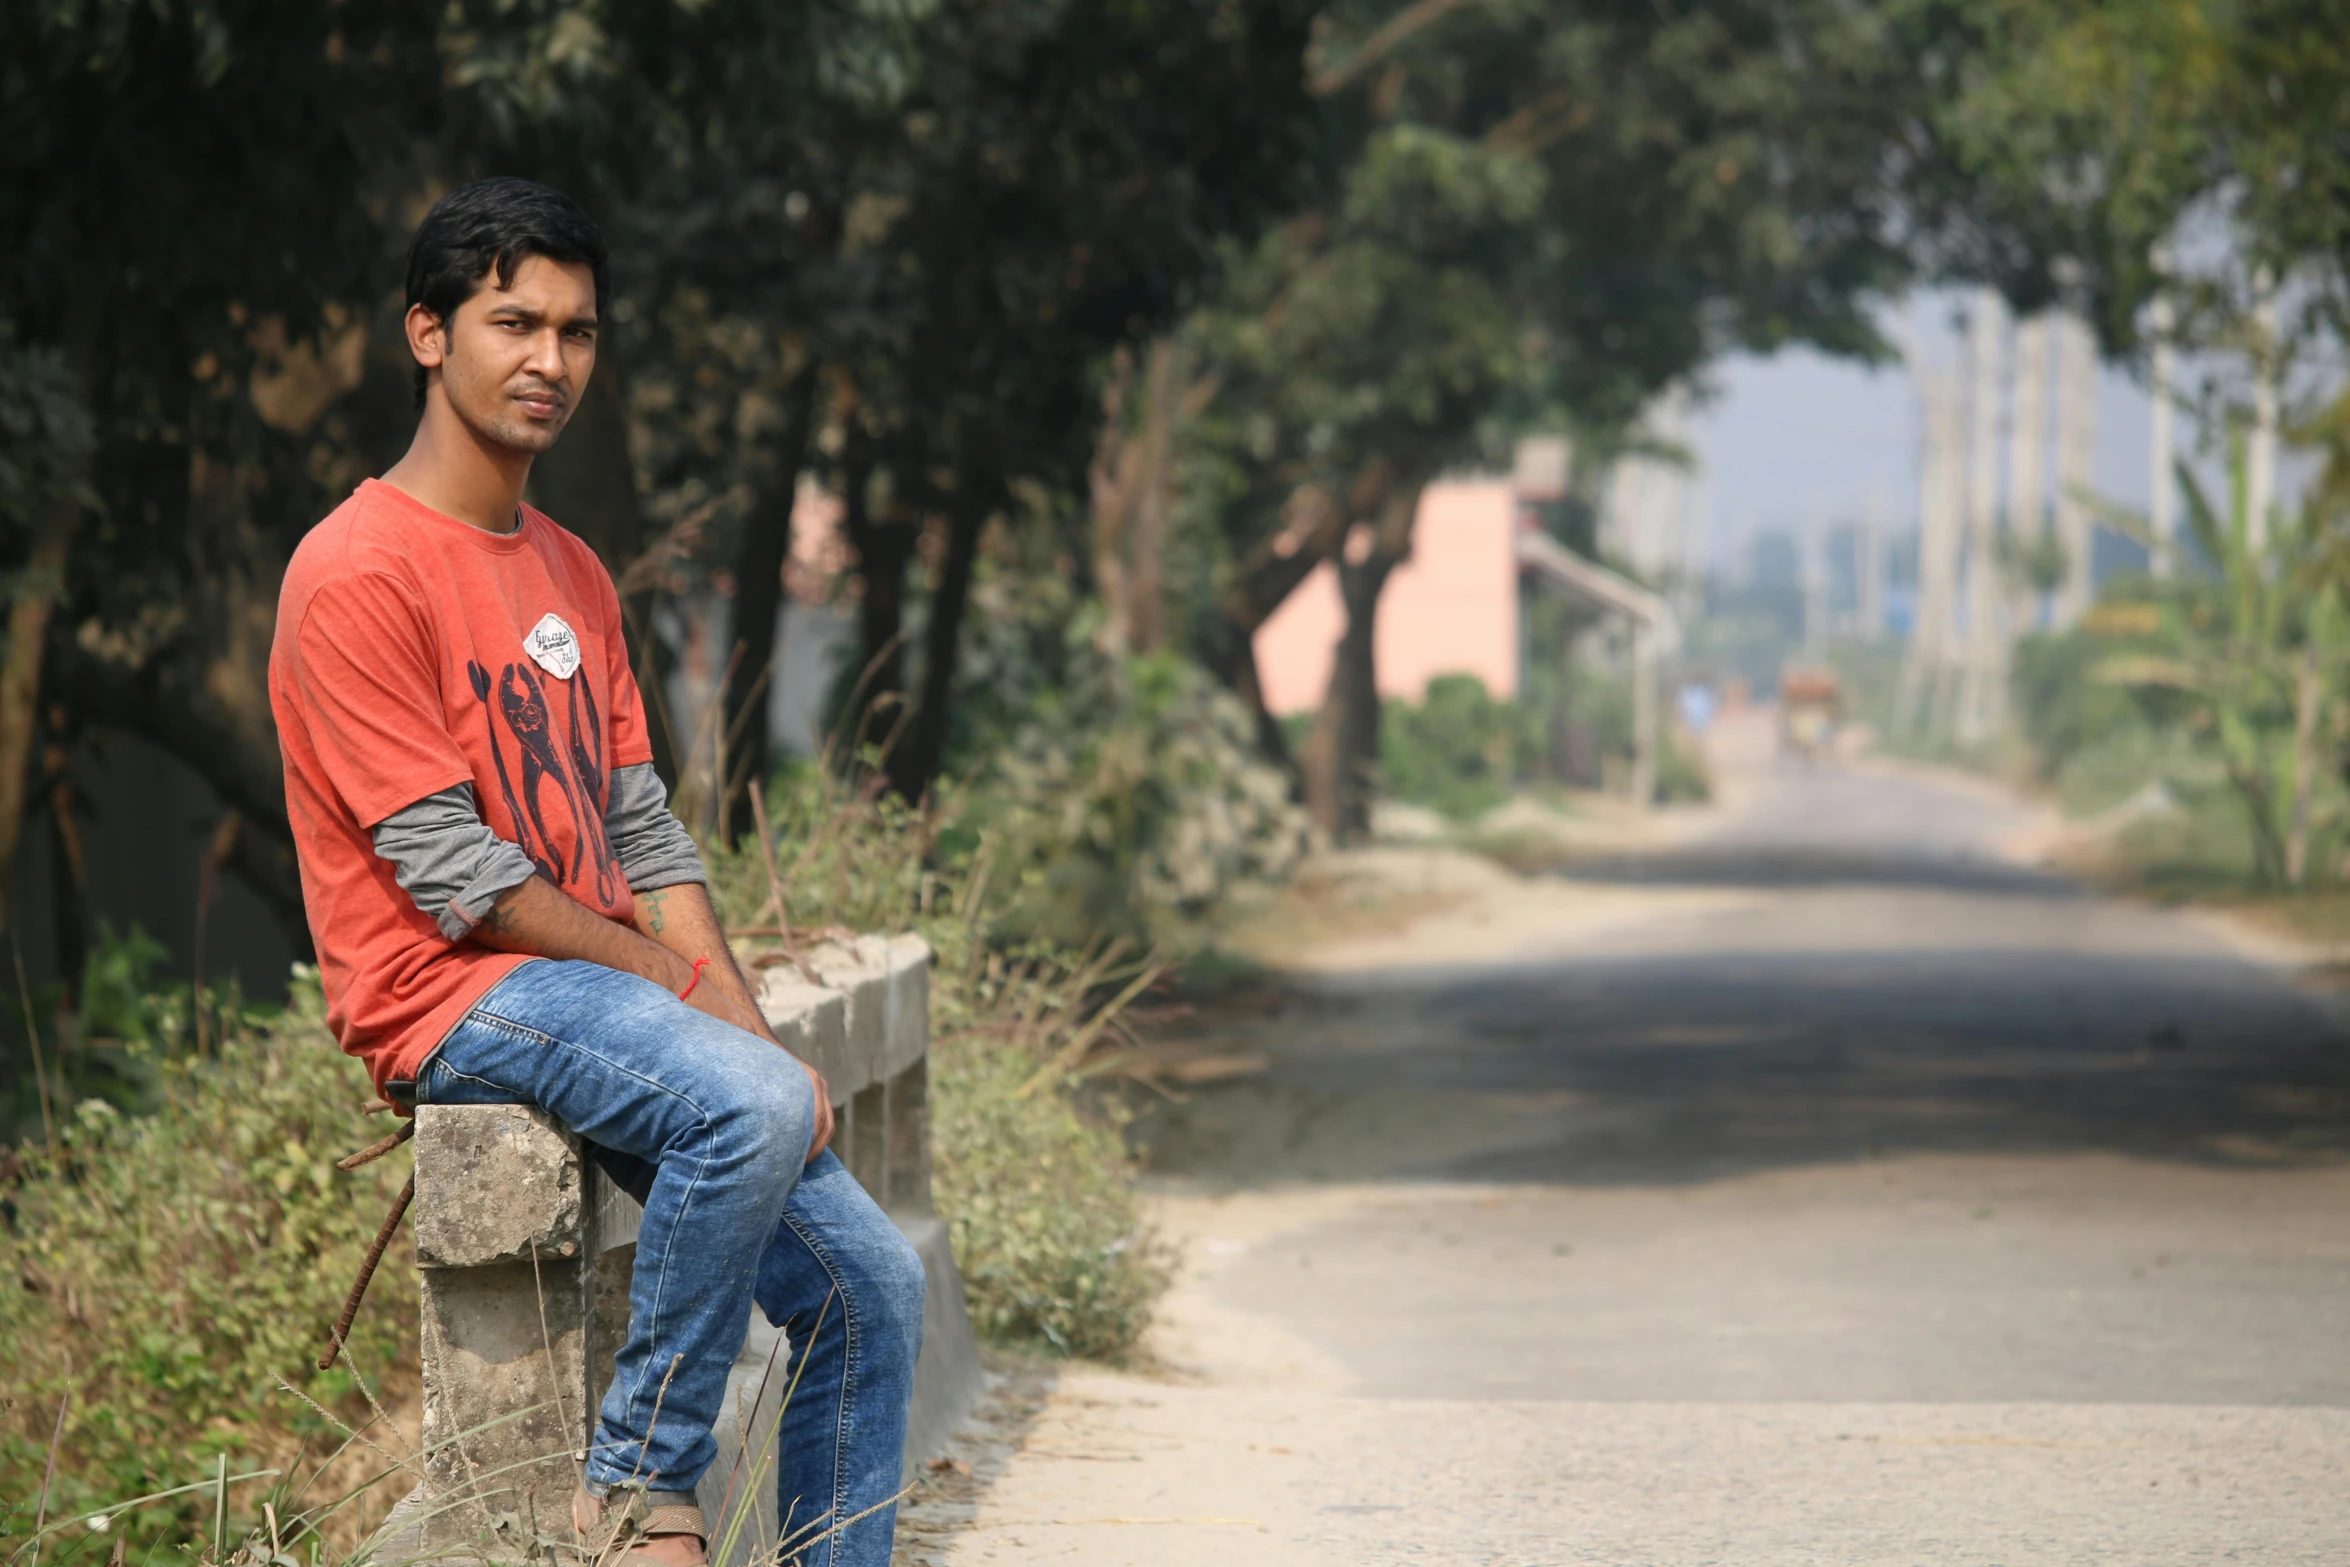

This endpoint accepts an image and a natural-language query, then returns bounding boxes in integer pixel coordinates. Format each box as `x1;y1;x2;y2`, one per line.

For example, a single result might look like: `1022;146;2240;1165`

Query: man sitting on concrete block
267;176;923;1567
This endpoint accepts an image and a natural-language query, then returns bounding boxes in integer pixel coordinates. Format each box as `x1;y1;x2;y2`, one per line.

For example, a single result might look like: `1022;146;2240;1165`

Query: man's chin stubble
467;409;568;455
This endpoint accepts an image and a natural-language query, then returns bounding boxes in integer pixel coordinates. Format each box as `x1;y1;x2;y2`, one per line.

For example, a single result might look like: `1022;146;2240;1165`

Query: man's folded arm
365;770;775;1043
366;781;695;998
372;784;540;938
603;762;706;892
368;764;833;1156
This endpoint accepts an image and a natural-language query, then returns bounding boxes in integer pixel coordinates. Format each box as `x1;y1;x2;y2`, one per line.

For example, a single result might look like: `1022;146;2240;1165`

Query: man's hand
472;877;835;1161
674;977;836;1160
633;886;835;1161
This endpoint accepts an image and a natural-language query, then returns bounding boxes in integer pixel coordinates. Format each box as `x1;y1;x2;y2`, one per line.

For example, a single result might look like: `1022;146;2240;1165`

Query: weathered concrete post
409;1105;592;1559
389;934;981;1566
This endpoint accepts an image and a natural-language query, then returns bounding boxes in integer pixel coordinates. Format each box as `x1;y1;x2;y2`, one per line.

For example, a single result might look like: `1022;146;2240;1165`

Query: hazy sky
1687;292;2170;575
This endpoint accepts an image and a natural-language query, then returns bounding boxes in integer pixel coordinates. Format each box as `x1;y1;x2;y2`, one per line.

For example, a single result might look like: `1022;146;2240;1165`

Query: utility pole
1800;510;1828;655
1959;288;2007;744
1898;365;1964;739
2008;316;2051;632
2051;309;2098;625
2247;266;2280;554
2148;283;2177;578
1857;486;1886;641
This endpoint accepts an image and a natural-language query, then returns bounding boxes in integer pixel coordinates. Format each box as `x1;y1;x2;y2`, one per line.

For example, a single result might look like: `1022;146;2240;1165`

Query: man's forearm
472;874;696;990
630;881;836;1157
474;874;832;1157
630;884;771;1039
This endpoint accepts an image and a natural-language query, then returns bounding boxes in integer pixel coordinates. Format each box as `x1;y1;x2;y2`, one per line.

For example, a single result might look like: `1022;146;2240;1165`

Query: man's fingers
803;1063;834;1161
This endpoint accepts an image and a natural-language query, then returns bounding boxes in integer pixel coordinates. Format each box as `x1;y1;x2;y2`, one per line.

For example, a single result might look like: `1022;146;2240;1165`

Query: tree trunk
41;725;88;1012
0;511;77;937
888;476;997;805
719;371;819;843
1201;483;1345;778
1127;339;1180;653
839;442;915;759
1302;477;1421;845
1308;543;1404;843
51;610;311;951
1201;618;1299;781
1088;346;1139;653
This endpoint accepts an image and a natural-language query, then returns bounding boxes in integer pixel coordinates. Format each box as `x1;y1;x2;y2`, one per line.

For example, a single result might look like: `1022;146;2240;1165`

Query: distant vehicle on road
1779;666;1841;762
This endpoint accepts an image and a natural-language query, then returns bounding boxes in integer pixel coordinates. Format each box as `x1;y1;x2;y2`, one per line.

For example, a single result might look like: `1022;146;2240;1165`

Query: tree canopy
6;0;2347;942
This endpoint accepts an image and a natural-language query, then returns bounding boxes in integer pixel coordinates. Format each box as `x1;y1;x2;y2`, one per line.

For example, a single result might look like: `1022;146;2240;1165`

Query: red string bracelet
678;957;711;1002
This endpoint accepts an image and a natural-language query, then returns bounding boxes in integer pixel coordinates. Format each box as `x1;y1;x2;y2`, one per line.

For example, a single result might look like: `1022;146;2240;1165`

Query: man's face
408;253;598;454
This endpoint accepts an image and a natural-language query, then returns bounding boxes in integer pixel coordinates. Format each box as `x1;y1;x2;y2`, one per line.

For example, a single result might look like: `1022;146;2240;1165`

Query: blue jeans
419;958;925;1567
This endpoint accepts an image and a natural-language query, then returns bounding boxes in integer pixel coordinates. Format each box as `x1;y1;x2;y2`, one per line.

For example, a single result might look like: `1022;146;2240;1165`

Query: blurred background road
907;711;2350;1566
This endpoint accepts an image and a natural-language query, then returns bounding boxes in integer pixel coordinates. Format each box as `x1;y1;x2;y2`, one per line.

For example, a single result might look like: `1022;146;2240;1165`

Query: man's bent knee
703;1052;817;1177
857;1220;927;1364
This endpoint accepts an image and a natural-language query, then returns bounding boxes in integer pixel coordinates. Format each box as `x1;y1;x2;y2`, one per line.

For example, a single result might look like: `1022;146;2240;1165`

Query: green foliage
928;1041;1169;1360
1380;668;1709;819
949;560;1308;945
1;922;266;1155
1381;675;1538;823
2027;441;2350;888
700;763;1179;1360
0;333;95;529
0;974;415;1538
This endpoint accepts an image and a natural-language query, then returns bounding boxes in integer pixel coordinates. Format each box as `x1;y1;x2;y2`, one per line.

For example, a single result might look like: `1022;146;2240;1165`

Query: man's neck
381;399;531;535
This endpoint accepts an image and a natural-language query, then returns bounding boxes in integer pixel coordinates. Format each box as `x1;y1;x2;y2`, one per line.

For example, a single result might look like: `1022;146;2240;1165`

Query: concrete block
758;971;858;1103
898;1211;983;1468
413;1104;582;1268
411;1106;590;1557
845;1081;889;1201
695;1313;789;1567
877;935;932;1082
884;1060;932;1213
801;939;891;1091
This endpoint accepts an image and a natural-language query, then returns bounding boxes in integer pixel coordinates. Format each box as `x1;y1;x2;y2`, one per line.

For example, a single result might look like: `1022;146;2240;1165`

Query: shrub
929;1041;1168;1359
0;974;418;1546
1380;669;1710;816
972;654;1308;947
700;762;1177;1361
1381;673;1533;822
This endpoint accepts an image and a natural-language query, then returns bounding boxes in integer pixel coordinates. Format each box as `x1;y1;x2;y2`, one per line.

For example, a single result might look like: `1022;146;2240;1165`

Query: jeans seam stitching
779;1204;861;1560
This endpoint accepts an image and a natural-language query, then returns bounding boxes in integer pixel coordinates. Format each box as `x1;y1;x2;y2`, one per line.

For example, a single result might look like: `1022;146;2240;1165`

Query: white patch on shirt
523;612;582;681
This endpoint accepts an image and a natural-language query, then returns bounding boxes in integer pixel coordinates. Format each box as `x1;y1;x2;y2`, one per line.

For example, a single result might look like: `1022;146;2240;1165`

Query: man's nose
523;327;568;384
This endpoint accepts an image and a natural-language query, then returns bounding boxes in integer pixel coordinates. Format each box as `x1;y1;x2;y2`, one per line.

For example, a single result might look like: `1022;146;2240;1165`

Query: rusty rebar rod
335;1120;415;1171
319;1172;413;1372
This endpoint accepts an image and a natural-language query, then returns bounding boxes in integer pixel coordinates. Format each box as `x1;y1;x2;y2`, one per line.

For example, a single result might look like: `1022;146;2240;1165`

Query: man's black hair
404;176;611;412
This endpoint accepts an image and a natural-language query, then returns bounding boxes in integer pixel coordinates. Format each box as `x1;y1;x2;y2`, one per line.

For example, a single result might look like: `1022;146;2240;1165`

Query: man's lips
514;388;566;419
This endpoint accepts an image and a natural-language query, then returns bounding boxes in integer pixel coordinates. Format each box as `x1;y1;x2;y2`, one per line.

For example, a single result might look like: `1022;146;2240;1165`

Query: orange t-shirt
269;479;654;1095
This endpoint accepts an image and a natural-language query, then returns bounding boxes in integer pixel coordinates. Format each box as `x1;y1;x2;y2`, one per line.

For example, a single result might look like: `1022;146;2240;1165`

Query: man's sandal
572;1485;708;1567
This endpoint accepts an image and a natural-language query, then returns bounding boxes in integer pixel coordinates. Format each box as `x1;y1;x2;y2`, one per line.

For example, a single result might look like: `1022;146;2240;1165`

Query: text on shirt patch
524;612;582;681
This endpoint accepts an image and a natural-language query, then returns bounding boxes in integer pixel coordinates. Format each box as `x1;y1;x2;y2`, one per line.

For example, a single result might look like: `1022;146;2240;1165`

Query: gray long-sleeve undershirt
372;762;706;940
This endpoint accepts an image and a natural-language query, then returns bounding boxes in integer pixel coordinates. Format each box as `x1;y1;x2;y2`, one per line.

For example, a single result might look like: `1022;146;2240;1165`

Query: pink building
1254;478;1523;716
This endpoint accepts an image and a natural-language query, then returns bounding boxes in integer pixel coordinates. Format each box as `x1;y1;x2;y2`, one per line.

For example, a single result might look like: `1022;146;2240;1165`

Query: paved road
912;738;2350;1566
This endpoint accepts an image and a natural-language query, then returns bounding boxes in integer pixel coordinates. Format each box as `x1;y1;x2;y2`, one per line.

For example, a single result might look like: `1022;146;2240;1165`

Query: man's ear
404;303;447;372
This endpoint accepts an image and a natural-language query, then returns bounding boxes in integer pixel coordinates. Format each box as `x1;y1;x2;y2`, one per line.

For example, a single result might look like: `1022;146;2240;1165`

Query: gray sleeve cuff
605;762;708;892
372;784;540;940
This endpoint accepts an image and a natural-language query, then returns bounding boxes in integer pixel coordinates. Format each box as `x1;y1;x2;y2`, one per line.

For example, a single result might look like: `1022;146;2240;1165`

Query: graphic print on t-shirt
466;656;621;901
524;611;583;680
